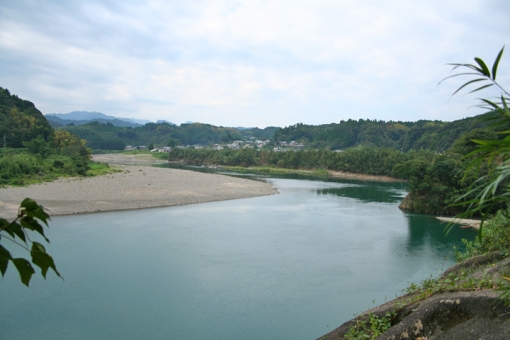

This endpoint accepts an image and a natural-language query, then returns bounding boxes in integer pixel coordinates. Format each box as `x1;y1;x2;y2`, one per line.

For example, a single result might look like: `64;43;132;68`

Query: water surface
0;171;476;339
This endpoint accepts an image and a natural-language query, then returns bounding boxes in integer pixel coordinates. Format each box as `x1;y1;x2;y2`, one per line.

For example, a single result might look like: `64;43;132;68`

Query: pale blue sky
1;0;509;127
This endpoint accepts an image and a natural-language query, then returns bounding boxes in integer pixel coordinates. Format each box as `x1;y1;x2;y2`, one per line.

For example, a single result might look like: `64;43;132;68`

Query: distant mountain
156;119;176;125
45;111;176;128
45;111;144;128
128;118;153;125
46;111;114;120
235;126;255;130
45;116;141;128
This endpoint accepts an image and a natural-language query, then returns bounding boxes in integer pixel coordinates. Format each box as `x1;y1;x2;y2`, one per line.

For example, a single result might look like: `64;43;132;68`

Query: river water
0;168;476;339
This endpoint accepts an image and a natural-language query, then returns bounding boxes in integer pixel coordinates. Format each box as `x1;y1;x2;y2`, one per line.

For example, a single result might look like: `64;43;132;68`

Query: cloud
0;0;509;127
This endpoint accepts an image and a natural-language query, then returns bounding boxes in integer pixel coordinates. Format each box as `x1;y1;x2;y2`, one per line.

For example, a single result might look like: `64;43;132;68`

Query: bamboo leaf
474;57;491;77
450;78;488;97
468;83;494;94
438;72;485;85
492;46;505;80
447;63;485;74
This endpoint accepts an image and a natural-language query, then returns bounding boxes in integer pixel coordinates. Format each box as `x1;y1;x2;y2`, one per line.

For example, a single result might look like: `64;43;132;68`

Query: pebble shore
0;164;278;219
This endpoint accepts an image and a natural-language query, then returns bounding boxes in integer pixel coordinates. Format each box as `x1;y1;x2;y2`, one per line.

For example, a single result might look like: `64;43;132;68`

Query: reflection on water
0;164;478;340
404;213;470;253
317;184;407;204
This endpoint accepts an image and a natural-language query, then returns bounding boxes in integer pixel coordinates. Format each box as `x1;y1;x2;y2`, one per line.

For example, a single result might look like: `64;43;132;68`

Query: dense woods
273;114;506;152
0;87;53;148
0;87;107;185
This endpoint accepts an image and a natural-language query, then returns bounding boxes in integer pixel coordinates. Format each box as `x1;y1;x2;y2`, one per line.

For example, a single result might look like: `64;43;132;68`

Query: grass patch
345;311;394;340
150;152;169;160
86;161;120;176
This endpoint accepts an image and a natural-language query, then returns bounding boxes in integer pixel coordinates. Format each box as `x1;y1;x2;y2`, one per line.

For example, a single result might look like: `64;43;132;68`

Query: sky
1;0;509;128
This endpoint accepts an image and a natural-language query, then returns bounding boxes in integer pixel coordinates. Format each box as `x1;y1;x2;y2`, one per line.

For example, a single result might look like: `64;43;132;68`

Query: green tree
22;135;53;158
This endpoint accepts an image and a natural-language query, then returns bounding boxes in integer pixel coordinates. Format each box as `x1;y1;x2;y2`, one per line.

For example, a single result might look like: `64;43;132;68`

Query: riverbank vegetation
0;87;110;186
165;140;503;215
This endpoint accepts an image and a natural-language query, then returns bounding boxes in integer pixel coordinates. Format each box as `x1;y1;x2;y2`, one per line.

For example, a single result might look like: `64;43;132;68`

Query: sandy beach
0;162;278;219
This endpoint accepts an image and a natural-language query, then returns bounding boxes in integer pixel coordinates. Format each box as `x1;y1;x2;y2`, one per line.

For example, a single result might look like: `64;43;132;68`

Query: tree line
56;120;278;151
273;114;508;152
167;141;497;215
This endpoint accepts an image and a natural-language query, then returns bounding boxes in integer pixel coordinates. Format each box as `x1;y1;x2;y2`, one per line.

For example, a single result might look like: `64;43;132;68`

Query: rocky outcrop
398;194;412;211
319;252;510;339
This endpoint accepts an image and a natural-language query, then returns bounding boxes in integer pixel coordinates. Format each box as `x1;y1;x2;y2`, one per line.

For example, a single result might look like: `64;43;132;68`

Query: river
0;167;476;339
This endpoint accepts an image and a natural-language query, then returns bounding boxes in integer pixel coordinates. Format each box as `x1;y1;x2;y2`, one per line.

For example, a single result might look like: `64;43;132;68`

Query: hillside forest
0;87;109;186
2;85;509;216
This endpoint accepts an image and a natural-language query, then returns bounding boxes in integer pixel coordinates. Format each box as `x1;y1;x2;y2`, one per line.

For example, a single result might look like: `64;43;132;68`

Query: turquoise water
0;172;476;339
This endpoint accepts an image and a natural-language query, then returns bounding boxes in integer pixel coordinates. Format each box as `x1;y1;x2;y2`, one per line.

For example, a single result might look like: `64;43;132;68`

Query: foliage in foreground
455;207;510;262
344;311;394;340
0;198;61;286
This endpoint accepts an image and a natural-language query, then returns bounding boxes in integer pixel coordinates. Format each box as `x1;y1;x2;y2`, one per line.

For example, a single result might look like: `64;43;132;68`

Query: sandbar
0;164;278;220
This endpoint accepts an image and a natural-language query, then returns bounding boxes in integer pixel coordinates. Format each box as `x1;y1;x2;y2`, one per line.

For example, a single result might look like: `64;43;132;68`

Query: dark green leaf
31;242;61;279
21;198;50;226
438;72;484;85
20;198;39;211
3;222;27;244
0;218;9;229
12;258;35;286
467;83;494;94
447;63;485;74
492;46;505;80
450;78;487;97
20;217;49;243
0;244;13;276
474;57;491;77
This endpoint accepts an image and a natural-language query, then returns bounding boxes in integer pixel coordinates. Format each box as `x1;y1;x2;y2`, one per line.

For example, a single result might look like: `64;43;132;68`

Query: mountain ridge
45;111;175;127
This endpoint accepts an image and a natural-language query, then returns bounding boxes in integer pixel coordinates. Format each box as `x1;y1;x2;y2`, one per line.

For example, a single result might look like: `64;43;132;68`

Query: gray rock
319;253;510;340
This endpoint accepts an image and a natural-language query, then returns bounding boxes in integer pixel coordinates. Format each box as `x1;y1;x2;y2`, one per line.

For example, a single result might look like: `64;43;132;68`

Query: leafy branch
0;198;62;286
441;46;510;303
440;47;509;219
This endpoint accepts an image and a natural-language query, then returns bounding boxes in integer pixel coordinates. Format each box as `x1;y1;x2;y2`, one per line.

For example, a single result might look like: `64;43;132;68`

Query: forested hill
0;88;109;185
273;115;505;152
59;122;278;151
0;87;53;147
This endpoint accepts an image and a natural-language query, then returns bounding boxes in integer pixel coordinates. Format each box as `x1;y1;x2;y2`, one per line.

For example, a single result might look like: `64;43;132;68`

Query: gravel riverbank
0;165;278;219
